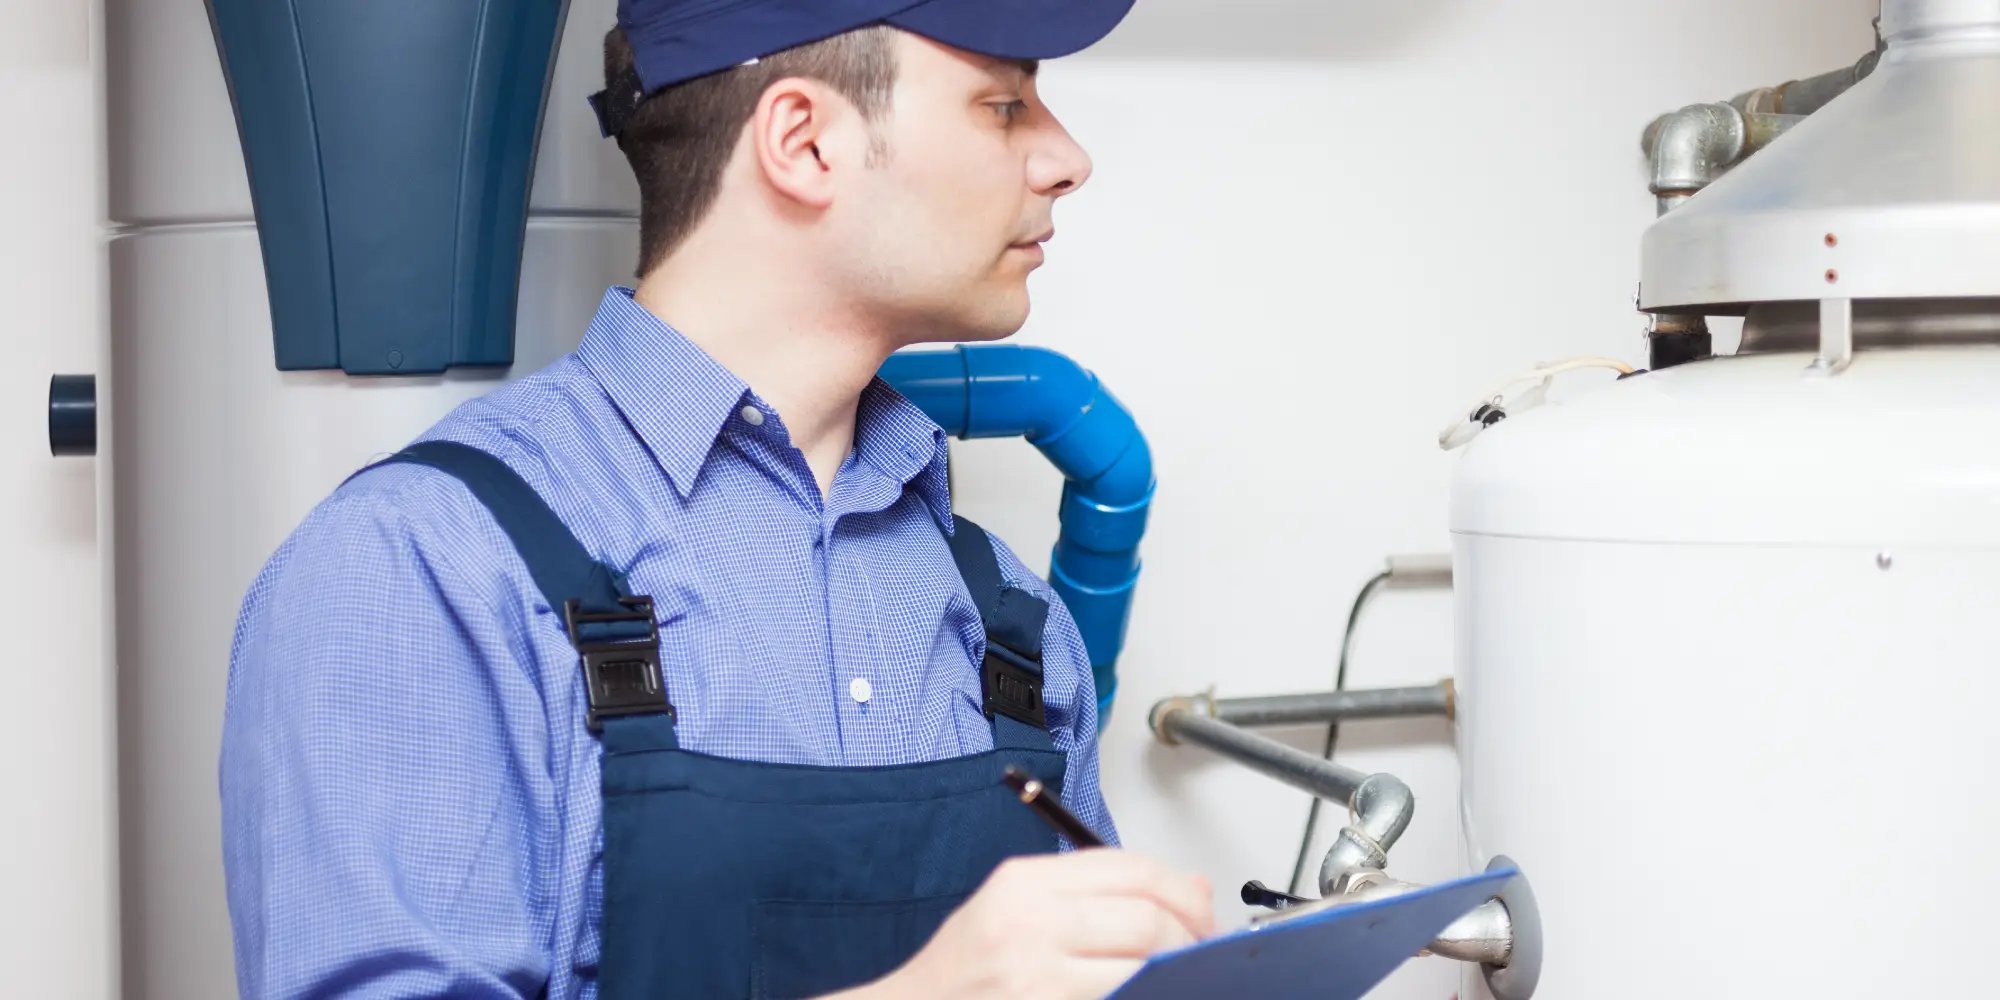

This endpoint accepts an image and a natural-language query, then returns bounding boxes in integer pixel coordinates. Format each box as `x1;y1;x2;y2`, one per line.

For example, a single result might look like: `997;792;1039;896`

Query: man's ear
751;79;867;210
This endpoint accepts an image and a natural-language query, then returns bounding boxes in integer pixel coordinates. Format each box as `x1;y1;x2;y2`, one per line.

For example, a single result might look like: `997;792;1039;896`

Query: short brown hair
604;26;899;276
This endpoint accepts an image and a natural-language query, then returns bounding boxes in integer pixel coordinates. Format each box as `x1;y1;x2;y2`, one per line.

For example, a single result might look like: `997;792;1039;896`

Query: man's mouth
1012;227;1054;247
1010;229;1055;260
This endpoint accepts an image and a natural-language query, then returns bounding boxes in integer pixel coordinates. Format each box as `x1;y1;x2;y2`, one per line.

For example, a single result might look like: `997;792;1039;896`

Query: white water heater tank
1451;345;2000;996
1458;1;2000;990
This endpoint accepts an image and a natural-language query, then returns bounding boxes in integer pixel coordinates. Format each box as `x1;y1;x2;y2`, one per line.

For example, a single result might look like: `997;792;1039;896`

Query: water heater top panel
1639;12;2000;310
1450;346;2000;548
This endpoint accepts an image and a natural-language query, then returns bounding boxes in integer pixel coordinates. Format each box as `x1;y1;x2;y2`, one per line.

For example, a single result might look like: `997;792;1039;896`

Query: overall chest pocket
748;891;971;999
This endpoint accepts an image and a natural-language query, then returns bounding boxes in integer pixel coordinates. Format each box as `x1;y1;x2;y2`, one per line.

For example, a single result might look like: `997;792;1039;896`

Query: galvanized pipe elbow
1318;772;1416;895
1145;692;1418;891
1645;102;1747;203
1638;41;1879;214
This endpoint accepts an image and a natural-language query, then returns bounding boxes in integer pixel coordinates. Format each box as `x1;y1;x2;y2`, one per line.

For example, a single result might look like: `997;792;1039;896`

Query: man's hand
836;849;1214;1000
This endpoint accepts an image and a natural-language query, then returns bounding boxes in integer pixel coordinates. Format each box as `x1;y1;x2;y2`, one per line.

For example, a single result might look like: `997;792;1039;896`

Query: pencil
1002;764;1105;849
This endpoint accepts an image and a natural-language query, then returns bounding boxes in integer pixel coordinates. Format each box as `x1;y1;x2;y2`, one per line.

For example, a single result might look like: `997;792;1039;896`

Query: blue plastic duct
879;345;1154;726
205;0;569;374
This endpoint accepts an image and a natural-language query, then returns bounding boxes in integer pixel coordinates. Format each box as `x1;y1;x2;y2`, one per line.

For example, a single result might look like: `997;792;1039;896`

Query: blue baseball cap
590;0;1137;137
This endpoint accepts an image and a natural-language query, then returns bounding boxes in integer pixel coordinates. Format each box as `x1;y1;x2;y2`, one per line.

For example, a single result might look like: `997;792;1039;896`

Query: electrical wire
1523;356;1635;378
1466;357;1637;412
1285;570;1391;896
1438;356;1637;451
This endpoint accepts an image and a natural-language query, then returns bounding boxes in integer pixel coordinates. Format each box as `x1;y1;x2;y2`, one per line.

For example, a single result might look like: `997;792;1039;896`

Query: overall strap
943;515;1059;754
367;440;679;752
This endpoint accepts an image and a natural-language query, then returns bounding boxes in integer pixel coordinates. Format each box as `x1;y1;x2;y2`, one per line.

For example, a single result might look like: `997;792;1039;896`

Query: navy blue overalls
375;441;1067;998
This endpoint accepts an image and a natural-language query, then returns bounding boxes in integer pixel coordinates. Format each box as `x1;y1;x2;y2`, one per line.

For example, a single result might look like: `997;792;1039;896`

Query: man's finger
1061;896;1199;958
1040;850;1215;939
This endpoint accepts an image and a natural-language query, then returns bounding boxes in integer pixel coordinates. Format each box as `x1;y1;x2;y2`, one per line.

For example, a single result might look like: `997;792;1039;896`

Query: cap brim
885;0;1136;61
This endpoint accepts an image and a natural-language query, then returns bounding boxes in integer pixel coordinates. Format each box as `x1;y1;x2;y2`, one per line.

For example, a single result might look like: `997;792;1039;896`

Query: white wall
0;0;115;996
4;1;1872;998
951;1;1876;995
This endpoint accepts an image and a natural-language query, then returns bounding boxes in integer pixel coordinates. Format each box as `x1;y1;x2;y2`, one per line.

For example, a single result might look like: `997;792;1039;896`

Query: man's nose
1030;115;1094;199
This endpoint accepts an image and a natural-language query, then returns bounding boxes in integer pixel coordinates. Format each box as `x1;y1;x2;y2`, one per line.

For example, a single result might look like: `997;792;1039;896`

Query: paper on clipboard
1108;866;1519;1000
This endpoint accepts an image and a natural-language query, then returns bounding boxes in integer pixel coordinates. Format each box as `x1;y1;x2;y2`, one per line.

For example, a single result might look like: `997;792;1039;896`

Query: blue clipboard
1109;867;1518;1000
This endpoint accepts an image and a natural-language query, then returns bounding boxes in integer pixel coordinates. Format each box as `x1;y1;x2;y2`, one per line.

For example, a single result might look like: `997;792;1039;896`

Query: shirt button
850;677;873;705
740;405;765;427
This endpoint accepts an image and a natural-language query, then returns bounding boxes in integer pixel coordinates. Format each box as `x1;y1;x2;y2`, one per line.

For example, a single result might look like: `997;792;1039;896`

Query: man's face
830;33;1094;345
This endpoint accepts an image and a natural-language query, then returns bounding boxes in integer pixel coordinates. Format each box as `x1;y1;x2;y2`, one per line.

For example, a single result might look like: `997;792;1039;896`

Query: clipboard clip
1247;870;1412;929
1240;880;1309;912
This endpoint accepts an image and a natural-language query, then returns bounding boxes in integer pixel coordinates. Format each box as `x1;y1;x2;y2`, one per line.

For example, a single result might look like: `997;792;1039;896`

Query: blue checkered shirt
219;287;1116;999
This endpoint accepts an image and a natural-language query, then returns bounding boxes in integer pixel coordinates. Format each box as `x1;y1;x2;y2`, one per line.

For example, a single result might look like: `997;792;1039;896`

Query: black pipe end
49;374;96;457
1647;330;1713;371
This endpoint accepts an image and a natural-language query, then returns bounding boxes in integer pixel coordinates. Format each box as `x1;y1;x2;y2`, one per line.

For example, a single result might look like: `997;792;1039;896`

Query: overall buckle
565;596;673;731
981;642;1046;729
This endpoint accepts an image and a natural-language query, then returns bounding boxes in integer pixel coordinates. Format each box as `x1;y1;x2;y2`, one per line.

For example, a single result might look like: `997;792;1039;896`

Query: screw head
1825;268;1840;283
1825;233;1839;247
1877;551;1893;570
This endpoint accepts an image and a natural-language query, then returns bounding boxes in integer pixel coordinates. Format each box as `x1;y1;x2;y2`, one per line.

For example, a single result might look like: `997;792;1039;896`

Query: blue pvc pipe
879;345;1154;728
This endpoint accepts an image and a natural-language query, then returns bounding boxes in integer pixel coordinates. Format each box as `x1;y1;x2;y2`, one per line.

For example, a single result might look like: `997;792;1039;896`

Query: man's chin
961;313;1029;343
891;286;1033;346
934;294;1032;345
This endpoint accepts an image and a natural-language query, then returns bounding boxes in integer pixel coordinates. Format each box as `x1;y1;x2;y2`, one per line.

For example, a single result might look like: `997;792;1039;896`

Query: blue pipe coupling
879;345;1154;726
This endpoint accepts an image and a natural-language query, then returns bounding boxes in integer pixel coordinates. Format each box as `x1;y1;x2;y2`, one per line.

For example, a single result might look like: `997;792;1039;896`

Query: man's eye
991;99;1029;123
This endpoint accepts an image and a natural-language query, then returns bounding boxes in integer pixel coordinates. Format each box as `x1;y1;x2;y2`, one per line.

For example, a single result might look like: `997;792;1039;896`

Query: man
220;1;1213;998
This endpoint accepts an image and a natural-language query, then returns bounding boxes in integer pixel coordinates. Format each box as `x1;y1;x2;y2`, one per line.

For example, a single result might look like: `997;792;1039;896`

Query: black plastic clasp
981;642;1046;729
565;596;673;731
587;66;646;138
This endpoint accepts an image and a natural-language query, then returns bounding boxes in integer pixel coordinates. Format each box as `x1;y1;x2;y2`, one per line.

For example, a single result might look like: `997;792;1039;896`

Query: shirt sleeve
987;535;1122;848
220;478;555;999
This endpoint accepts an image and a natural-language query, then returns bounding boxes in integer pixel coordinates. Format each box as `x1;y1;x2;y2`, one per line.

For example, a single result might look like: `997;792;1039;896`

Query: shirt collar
576;287;752;498
576;287;954;526
854;377;955;530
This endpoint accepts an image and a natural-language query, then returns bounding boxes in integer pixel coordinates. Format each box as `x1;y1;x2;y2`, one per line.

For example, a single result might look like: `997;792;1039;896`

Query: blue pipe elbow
879;345;1154;728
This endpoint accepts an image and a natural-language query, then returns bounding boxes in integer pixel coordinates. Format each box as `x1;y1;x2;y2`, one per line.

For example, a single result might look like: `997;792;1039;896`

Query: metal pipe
1149;698;1417;893
1774;49;1881;115
1639;104;1745;369
1382;553;1453;589
1637;101;1796;371
1645;311;1712;370
1263;873;1515;968
1641;106;1805;210
1209;682;1453;728
1638;35;1881;191
1425;899;1514;966
1671;47;1881;122
1741;111;1805;153
1152;702;1368;802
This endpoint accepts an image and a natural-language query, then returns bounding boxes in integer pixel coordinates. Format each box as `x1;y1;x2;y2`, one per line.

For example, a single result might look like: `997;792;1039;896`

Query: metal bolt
1825;268;1840;283
1877;551;1893;570
1825;233;1839;247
